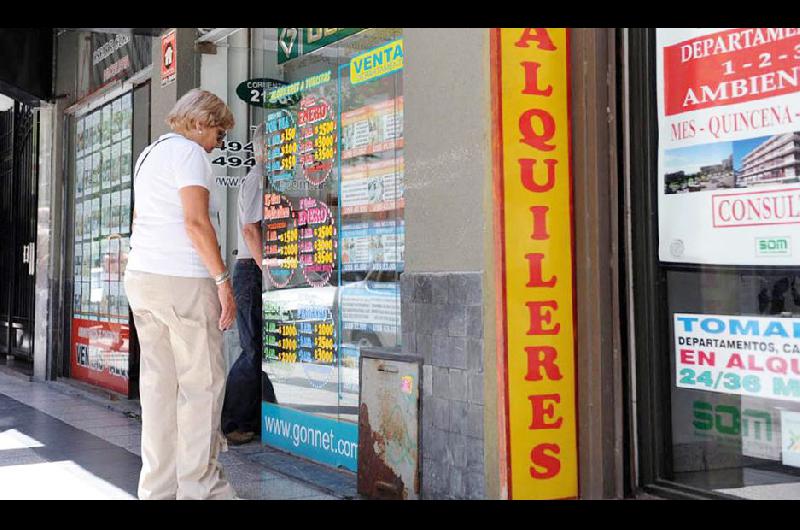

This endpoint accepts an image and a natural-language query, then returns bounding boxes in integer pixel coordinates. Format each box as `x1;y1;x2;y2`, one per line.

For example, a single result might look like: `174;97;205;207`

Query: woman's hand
217;280;236;331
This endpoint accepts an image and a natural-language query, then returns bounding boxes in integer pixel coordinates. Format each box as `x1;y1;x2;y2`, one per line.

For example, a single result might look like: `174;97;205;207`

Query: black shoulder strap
133;135;178;181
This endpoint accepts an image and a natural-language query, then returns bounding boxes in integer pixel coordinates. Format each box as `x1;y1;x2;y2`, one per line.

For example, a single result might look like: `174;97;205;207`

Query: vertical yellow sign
491;28;578;500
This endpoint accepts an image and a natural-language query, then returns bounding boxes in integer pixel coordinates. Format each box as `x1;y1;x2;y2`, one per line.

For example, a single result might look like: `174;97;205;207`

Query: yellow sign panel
350;39;404;85
492;28;578;500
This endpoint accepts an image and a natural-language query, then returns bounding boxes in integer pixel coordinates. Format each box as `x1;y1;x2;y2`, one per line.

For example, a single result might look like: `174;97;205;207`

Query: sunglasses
216;129;227;142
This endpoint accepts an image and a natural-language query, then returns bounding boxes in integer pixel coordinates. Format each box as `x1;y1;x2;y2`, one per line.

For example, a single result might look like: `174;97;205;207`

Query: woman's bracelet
214;269;230;285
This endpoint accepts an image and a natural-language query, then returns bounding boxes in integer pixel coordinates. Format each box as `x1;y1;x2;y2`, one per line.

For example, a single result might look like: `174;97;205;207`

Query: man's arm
240;169;264;269
242;221;262;270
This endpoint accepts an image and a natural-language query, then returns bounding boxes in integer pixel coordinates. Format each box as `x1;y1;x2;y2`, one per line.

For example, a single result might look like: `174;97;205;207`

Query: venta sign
492;28;578;500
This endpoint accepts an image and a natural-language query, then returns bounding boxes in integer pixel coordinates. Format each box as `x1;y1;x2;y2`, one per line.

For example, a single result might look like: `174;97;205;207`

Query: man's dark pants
221;258;276;435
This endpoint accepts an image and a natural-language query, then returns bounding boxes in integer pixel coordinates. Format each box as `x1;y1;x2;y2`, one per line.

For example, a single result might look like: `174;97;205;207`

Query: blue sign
262;402;359;472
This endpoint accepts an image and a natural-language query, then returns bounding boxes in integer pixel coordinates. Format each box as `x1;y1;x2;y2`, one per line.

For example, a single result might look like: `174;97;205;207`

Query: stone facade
400;271;485;499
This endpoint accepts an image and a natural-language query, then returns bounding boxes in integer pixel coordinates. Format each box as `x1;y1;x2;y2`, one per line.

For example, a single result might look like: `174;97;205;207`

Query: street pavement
0;366;344;500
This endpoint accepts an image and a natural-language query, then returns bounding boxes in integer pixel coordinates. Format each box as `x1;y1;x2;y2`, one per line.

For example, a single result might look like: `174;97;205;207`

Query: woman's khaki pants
125;270;236;500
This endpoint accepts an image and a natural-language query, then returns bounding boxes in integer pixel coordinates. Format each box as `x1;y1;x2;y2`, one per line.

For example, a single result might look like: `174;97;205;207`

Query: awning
0;28;53;103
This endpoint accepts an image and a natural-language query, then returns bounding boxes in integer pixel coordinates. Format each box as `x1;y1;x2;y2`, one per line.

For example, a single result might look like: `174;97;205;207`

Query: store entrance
0;99;39;362
245;28;404;472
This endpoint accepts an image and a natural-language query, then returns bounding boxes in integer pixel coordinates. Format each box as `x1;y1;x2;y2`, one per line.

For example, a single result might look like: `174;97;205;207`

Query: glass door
254;28;404;471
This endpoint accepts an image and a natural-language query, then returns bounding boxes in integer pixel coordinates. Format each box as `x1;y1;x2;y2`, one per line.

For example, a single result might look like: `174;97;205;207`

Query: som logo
756;237;790;257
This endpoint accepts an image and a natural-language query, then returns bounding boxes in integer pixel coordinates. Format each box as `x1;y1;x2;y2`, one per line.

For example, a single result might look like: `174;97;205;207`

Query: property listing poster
263;74;339;291
340;281;400;335
341;220;404;272
340;158;404;215
657;28;800;265
341;97;403;160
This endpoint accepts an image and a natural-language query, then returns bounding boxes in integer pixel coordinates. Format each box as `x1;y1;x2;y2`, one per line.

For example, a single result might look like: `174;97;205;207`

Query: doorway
0;100;39;362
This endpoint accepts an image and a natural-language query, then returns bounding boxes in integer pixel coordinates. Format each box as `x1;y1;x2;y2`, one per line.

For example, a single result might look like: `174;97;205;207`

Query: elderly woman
124;89;237;500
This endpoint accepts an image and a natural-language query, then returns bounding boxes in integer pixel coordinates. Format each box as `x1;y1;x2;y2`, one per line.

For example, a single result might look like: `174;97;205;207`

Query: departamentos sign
491;28;578;500
675;313;800;402
657;28;800;265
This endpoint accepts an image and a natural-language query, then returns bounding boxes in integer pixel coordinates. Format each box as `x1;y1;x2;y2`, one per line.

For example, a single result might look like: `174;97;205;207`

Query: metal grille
0;101;39;359
0;109;12;352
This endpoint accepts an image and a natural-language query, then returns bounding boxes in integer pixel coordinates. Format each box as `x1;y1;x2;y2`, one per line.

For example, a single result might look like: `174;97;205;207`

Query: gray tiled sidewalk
0;369;339;500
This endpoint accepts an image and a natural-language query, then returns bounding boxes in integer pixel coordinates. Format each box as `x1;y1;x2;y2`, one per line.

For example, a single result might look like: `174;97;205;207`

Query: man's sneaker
225;430;255;445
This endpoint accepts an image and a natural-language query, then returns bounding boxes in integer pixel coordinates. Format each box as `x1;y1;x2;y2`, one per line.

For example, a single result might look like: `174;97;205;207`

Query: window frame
626;27;800;500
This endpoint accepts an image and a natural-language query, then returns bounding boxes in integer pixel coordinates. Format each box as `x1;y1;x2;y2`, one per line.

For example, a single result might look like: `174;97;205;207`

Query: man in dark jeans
221;128;276;445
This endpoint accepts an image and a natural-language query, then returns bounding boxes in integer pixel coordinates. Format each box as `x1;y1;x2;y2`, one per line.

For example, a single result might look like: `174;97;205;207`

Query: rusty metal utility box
357;348;422;500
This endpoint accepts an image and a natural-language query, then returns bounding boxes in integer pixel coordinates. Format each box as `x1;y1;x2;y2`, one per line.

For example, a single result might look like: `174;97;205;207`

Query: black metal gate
0;101;39;360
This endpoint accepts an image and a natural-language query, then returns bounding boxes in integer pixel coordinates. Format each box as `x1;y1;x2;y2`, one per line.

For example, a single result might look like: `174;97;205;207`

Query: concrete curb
238;445;361;500
44;377;142;421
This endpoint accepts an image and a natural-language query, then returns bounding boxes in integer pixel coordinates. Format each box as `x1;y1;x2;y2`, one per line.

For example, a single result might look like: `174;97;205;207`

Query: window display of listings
654;29;800;498
71;92;134;395
259;29;403;472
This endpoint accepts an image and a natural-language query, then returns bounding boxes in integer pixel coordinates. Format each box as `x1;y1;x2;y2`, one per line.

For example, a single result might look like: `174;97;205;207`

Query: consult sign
491;28;578;500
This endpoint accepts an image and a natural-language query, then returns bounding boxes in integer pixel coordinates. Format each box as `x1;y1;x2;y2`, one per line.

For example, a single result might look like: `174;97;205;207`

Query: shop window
632;28;800;499
252;28;403;472
70;93;134;395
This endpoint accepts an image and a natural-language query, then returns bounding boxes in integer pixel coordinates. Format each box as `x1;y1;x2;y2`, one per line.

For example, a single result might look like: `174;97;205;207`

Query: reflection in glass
257;29;404;426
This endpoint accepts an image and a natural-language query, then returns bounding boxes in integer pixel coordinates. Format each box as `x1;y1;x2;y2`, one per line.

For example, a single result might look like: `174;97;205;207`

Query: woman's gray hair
166;88;234;133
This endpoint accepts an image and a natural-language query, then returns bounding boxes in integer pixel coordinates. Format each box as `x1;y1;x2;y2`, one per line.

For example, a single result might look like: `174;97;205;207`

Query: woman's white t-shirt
127;133;220;278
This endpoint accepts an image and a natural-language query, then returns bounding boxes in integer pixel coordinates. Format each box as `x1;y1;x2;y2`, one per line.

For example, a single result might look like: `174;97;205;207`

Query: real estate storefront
164;28;405;475
14;27;800;500
54;30;153;398
629;27;800;499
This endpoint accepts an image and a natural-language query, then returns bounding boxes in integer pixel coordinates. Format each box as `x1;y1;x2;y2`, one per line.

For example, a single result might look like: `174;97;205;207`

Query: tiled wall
400;272;485;499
